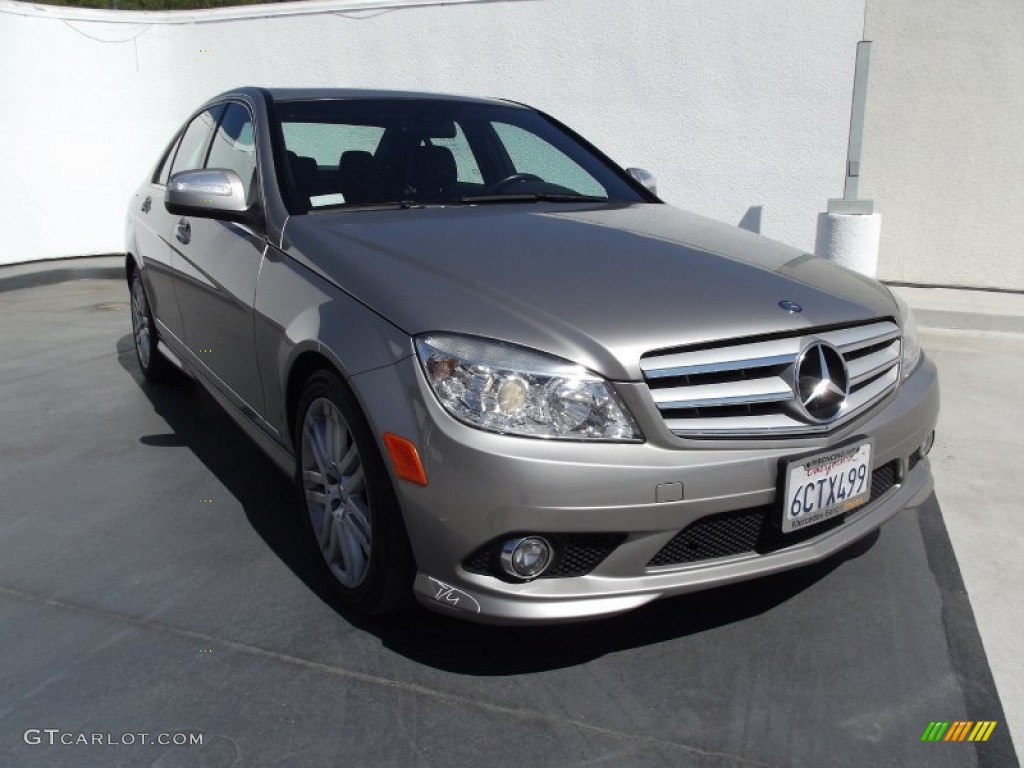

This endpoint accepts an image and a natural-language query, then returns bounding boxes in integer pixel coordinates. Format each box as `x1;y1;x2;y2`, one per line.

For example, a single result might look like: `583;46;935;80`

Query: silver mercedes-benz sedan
125;87;939;624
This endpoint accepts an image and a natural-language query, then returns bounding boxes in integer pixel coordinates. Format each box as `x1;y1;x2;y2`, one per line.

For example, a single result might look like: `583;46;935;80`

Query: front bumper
351;354;940;624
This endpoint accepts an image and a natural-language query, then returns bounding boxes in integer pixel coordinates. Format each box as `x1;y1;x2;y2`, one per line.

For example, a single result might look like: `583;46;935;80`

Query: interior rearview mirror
627;167;657;196
417;119;457;139
165;169;252;222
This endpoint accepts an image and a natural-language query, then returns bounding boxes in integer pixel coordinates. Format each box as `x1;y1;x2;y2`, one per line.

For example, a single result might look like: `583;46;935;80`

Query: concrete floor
921;327;1024;755
0;275;1017;767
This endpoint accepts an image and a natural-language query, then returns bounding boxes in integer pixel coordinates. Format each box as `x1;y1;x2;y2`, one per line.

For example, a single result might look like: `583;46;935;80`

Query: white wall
861;0;1024;290
0;0;865;265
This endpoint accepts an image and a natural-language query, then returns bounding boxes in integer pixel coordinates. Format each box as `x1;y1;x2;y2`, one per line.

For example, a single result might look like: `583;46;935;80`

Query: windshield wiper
460;193;608;204
309;200;425;213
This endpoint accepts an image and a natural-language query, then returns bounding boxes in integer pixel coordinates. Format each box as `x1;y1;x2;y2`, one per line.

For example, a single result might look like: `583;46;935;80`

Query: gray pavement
0;264;1018;767
917;326;1024;755
0;254;123;293
891;281;1024;753
891;285;1024;335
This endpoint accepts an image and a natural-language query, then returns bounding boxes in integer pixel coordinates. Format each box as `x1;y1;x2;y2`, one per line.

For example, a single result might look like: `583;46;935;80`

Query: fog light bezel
500;536;553;581
920;430;935;457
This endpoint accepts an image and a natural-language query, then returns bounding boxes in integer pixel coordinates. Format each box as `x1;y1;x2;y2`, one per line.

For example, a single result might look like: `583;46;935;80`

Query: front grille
648;461;899;567
463;533;626;580
872;461;899;497
640;320;902;438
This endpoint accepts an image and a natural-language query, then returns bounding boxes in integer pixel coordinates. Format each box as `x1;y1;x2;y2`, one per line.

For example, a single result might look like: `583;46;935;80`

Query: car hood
281;203;897;381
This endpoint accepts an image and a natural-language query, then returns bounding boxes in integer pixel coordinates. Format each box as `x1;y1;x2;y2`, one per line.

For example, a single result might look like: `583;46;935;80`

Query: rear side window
207;102;258;204
169;106;224;178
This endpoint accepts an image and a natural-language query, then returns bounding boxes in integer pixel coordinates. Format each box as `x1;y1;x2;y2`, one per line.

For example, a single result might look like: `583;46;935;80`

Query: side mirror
165;169;253;222
627;167;657;196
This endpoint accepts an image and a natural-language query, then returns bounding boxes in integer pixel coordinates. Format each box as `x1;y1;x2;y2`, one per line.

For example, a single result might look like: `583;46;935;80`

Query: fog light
921;430;935;457
500;536;552;580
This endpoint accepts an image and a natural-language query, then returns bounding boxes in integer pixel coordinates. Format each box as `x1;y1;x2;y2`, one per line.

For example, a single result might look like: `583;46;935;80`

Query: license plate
781;440;872;533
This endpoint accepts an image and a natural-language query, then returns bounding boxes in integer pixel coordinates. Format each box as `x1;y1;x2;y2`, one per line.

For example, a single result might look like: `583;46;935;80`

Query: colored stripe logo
921;721;997;742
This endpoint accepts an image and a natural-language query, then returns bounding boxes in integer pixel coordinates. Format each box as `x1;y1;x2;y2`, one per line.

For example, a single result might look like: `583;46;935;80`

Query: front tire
295;369;414;615
129;269;175;381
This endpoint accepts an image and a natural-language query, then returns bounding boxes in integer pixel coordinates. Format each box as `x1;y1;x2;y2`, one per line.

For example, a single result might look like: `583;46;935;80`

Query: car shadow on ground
117;334;879;675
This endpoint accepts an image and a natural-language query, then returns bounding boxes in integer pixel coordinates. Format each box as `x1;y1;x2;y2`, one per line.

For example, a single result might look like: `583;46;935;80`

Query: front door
168;102;267;417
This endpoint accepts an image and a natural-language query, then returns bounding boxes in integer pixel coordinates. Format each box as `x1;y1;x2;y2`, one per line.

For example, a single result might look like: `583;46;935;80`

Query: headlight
892;291;922;379
415;334;643;441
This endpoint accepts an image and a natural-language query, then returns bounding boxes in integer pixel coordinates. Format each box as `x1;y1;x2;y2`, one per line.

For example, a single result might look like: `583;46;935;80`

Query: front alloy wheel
301;397;373;589
295;370;414;614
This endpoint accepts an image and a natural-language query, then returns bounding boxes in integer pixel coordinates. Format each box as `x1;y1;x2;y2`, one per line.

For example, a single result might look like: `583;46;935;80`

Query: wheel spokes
131;281;151;367
337;442;359;476
324;515;343;561
344;464;365;496
315;508;334;548
303;419;329;477
303;469;325;487
300;396;373;589
346;498;372;554
304;488;329;506
340;515;368;577
325;404;347;467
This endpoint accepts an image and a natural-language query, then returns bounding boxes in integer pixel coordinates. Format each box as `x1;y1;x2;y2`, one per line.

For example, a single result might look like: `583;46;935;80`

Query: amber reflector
382;433;428;486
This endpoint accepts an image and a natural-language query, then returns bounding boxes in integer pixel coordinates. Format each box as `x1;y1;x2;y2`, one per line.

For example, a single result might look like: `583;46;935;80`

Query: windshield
272;98;647;213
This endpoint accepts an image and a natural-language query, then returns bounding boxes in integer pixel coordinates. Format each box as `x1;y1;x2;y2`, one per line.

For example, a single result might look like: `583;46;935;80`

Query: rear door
133;132;187;344
170;101;268;417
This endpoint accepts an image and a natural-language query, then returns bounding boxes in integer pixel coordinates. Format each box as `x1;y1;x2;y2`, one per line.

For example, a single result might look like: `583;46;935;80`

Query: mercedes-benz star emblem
794;341;849;422
778;300;803;313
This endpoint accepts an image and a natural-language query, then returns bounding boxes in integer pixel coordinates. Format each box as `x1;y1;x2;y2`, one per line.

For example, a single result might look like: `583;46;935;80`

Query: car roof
210;86;524;109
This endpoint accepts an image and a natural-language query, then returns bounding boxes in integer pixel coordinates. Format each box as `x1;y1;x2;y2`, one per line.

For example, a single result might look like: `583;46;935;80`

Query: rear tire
129;269;176;381
295;369;415;615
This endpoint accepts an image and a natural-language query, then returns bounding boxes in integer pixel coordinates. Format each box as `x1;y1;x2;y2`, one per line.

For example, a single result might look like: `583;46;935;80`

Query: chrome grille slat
650;377;792;409
663;413;810;436
847;341;901;386
848;366;898;409
640;338;798;379
642;320;902;438
642;354;794;379
819;322;900;353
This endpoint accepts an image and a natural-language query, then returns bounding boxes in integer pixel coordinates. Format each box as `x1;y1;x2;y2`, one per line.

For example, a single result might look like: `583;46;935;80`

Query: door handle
141;196;152;213
175;218;191;245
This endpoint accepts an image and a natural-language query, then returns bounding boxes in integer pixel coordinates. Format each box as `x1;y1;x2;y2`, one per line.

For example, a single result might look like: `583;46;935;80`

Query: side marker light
382;433;428;486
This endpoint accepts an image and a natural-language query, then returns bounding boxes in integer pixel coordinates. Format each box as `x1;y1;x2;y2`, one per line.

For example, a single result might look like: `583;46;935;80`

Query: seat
287;150;320;208
407;145;457;201
338;150;378;204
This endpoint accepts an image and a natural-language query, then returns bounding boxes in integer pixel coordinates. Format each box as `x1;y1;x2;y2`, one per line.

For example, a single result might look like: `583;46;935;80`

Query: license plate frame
778;438;873;534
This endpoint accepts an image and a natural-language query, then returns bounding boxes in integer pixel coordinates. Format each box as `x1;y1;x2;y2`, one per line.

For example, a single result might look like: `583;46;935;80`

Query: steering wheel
485;173;544;193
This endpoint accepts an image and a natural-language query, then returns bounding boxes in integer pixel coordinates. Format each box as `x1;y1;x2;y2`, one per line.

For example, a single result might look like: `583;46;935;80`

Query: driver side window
206;102;259;205
170;106;224;178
